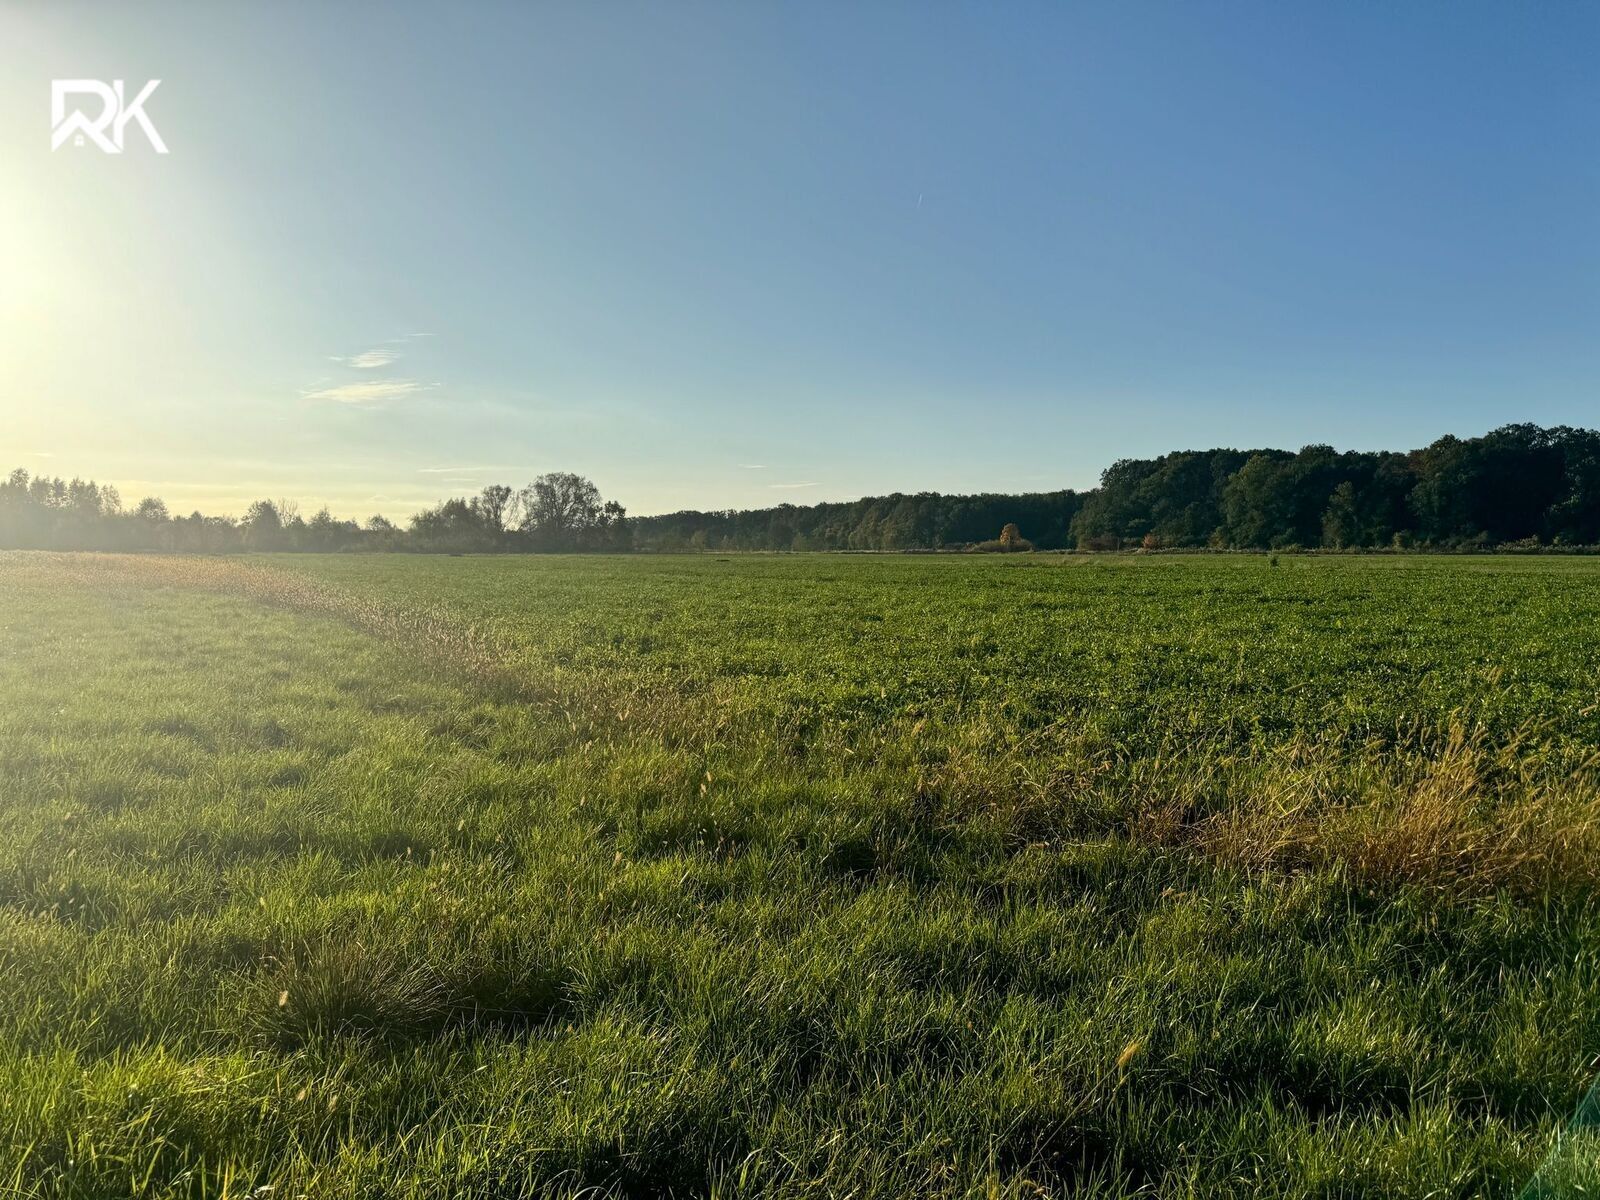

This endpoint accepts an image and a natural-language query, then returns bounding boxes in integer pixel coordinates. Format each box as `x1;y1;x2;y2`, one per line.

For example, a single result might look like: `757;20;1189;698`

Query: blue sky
3;2;1596;519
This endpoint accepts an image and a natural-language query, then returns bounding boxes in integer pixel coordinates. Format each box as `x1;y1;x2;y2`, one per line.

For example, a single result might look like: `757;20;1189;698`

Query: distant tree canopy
407;472;631;553
1067;424;1600;550
631;491;1083;551
0;470;629;555
5;425;1600;555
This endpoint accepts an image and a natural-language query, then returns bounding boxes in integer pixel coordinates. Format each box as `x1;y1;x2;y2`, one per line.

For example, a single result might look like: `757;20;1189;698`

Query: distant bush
969;537;1034;553
968;523;1035;553
1077;533;1121;552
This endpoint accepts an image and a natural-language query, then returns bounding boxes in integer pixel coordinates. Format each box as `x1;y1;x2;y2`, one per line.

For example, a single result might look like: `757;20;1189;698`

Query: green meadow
4;551;1600;1198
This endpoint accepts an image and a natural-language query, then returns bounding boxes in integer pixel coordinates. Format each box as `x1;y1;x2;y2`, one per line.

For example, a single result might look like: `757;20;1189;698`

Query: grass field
4;551;1600;1198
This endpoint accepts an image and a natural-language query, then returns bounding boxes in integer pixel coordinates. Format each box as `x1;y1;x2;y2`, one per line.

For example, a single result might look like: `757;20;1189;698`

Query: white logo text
51;80;168;153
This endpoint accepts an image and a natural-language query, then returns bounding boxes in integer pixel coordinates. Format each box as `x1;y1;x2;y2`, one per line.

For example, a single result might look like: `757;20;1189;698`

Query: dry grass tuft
1182;720;1600;897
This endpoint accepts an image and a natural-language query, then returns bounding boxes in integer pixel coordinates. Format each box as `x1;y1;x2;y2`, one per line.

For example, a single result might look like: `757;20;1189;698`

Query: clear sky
3;2;1596;520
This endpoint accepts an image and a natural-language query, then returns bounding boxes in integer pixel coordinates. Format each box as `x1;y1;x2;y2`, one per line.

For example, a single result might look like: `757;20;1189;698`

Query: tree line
0;471;629;554
4;424;1599;554
631;491;1082;551
1067;423;1600;550
640;424;1600;552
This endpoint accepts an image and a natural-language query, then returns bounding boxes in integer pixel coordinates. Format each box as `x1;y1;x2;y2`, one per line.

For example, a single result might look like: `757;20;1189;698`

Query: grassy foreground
3;551;1600;1198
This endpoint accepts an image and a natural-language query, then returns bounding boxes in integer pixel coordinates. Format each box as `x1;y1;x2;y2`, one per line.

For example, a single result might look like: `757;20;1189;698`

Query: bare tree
517;472;604;549
475;484;513;536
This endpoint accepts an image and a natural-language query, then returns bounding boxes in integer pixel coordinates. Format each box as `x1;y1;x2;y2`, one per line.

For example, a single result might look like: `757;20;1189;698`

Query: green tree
242;500;284;550
1221;454;1294;547
1322;481;1359;548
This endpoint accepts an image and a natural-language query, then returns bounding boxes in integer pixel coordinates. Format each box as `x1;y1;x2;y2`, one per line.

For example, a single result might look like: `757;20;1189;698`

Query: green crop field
4;551;1600;1198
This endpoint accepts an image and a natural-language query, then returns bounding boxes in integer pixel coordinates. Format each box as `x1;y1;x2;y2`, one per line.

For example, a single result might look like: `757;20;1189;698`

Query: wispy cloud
337;348;400;369
417;465;505;474
769;481;820;490
332;332;434;369
739;464;767;470
303;379;426;405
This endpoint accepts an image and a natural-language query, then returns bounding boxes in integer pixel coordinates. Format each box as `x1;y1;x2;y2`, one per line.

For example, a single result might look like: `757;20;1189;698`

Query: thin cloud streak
769;481;820;489
340;348;400;369
330;332;434;369
303;379;426;405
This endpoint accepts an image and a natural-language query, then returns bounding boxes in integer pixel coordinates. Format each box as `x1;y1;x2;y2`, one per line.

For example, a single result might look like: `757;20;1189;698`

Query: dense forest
631;492;1082;551
1067;423;1600;550
5;424;1599;554
638;424;1600;551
